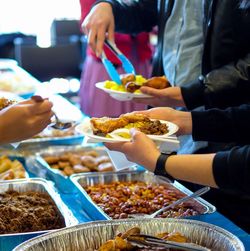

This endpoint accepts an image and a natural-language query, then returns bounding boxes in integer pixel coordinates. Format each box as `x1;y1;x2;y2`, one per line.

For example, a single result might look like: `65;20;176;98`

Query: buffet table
0;93;249;250
59;181;250;250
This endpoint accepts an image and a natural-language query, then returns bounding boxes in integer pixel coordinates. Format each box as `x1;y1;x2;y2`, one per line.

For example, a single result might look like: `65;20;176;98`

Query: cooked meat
90;114;168;136
143;76;170;89
90;117;128;135
120;113;150;123
120;73;136;86
125;82;141;93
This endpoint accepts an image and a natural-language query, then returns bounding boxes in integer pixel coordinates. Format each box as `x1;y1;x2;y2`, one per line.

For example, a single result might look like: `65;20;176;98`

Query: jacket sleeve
181;53;250;110
95;0;157;34
213;145;250;195
80;0;94;24
192;104;250;144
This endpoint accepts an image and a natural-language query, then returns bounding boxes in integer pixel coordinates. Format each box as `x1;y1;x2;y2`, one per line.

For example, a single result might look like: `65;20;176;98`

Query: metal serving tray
0;178;78;251
29;145;138;193
14;218;244;251
70;170;216;221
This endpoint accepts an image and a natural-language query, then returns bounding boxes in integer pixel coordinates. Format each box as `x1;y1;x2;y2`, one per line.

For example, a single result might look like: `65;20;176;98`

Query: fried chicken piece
143;76;170;89
120;113;150;123
120;73;136;86
125;81;141;93
90;117;128;135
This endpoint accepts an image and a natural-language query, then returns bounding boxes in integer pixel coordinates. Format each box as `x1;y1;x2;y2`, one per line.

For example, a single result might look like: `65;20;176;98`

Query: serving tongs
101;39;136;85
127;234;211;251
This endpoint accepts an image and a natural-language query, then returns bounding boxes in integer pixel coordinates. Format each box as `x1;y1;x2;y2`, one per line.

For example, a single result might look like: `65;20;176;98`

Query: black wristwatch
154;152;176;182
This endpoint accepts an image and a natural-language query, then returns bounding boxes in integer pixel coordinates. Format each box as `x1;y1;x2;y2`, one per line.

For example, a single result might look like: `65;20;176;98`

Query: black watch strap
154;152;176;182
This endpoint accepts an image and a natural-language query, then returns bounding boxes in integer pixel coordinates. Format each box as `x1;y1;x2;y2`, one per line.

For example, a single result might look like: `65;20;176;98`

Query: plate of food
75;113;178;143
95;74;170;101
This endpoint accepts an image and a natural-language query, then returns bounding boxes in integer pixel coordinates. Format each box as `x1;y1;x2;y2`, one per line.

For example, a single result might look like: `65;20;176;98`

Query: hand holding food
134;85;186;107
0;98;53;144
105;129;160;171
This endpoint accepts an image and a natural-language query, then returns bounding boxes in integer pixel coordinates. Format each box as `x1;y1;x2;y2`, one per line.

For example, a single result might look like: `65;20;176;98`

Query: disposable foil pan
70;170;216;220
28;145;138;193
14;218;244;251
0;178;78;251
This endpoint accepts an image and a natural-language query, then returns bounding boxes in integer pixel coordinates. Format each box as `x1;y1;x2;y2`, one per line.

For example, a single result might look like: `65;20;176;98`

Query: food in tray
85;181;202;219
0;190;65;234
0;155;26;180
0;97;15;110
98;226;188;251
32;125;78;138
43;150;114;176
104;74;170;93
90;113;168;136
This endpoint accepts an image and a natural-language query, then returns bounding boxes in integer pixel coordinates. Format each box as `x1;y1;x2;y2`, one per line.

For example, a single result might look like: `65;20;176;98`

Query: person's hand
105;129;160;172
130;107;192;135
133;86;186;108
0;99;53;144
82;2;115;57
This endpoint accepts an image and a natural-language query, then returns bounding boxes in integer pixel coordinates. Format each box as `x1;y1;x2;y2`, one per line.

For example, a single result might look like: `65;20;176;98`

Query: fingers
105;142;128;152
88;28;98;54
132;97;157;105
30;100;53;115
96;24;107;57
130;128;146;143
107;19;115;42
140;86;165;96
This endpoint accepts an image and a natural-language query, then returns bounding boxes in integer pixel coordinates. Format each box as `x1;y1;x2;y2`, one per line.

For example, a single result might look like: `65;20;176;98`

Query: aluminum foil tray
28;145;138;193
70;170;216;220
0;178;78;251
14;218;244;251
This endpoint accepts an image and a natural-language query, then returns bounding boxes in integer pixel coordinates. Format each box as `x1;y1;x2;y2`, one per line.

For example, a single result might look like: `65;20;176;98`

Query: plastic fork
127;234;211;251
129;186;210;218
101;39;136;85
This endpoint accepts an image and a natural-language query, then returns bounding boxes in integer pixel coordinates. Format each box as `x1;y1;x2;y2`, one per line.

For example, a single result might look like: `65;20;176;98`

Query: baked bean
85;181;202;219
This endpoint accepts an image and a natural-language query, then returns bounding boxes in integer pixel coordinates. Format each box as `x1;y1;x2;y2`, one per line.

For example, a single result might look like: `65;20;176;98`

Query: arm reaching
0;99;53;144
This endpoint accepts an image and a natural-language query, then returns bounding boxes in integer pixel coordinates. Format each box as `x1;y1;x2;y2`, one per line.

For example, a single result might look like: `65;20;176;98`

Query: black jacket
191;104;250;194
101;0;250;109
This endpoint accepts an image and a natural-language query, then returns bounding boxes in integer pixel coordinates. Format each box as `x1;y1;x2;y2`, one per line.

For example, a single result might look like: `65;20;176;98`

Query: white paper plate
75;118;179;143
95;81;152;101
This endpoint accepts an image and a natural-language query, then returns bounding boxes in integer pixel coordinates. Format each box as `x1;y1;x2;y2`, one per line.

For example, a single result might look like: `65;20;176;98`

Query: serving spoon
31;95;73;130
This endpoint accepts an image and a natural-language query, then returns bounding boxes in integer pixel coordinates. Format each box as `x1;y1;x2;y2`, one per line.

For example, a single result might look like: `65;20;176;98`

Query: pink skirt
79;54;152;117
